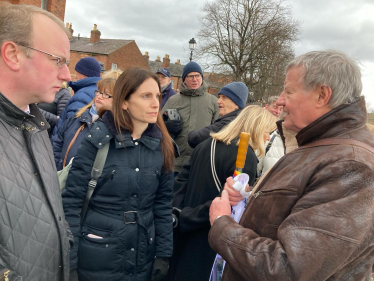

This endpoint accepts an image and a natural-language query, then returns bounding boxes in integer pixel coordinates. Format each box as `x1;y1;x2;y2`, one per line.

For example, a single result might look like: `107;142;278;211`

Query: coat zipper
253;189;295;198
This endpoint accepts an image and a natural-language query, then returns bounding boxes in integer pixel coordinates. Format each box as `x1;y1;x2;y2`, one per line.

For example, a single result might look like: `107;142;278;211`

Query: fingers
245;184;252;192
229;200;239;206
221;189;229;201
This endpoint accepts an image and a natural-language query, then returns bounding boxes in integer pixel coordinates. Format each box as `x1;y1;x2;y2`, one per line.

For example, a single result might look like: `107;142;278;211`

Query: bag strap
81;141;110;223
265;134;277;155
299;138;374;155
210;139;222;193
63;123;85;168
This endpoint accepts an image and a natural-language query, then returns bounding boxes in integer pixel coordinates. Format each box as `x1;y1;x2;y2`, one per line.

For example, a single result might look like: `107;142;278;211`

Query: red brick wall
0;0;41;5
171;77;182;91
107;42;150;71
1;0;66;21
47;0;66;21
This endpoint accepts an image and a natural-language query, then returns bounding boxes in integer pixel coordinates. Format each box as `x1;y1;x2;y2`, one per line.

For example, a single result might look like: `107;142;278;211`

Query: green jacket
162;81;219;172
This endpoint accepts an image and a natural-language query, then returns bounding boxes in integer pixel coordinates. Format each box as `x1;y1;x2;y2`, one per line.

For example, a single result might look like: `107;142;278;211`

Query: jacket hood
179;80;208;97
68;77;101;92
277;97;367;147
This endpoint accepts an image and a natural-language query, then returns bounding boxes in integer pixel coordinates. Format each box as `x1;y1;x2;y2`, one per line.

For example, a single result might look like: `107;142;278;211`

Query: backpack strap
299;138;374;155
81;141;110;223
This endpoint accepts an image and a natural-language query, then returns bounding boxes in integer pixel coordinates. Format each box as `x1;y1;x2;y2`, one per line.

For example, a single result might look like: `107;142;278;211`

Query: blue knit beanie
182;62;204;82
218;82;248;109
75;57;101;77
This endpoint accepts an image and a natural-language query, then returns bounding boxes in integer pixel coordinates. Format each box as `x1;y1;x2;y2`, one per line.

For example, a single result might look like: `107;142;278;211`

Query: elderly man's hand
224;177;245;206
209;190;231;225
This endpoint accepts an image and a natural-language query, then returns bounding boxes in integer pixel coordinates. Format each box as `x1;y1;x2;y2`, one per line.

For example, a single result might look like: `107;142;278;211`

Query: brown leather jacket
209;97;374;280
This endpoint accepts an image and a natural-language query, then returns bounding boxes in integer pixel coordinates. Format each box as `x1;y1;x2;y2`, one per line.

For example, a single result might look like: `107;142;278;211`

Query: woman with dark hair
62;67;175;281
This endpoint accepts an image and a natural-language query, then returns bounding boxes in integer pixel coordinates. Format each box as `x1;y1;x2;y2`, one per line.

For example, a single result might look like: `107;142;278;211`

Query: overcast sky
64;0;374;107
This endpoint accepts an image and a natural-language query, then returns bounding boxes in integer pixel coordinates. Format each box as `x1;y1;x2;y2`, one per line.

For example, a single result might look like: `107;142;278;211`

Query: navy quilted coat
62;111;173;281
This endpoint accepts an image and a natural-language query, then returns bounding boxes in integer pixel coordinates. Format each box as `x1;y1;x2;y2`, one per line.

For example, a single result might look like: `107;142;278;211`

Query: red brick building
0;0;66;21
69;25;150;80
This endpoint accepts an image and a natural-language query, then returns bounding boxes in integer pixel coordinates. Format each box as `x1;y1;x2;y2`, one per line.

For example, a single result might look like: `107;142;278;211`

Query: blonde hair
75;77;118;118
0;3;70;56
211;105;277;157
102;69;123;79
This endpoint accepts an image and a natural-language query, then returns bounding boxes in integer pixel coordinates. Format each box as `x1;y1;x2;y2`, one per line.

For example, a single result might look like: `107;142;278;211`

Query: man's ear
1;41;23;71
316;85;332;109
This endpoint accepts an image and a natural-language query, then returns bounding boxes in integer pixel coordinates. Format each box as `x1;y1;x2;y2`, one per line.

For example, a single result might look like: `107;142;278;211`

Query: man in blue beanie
52;57;101;138
162;61;219;174
188;82;249;148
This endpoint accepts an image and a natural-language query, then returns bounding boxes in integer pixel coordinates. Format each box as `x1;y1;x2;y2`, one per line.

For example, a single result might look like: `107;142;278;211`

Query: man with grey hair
0;3;72;280
209;50;374;280
264;95;282;117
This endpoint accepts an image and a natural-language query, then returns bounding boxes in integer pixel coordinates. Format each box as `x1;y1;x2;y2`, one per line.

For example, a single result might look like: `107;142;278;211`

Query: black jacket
62;111;174;281
170;137;257;281
188;109;241;148
38;88;71;137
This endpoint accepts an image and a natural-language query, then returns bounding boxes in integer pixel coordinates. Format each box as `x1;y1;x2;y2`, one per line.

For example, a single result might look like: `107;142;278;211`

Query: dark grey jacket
0;92;71;281
187;108;241;148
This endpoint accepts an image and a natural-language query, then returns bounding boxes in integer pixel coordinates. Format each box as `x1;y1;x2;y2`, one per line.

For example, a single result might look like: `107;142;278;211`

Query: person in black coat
188;82;249;148
38;82;71;137
170;105;277;281
62;67;175;281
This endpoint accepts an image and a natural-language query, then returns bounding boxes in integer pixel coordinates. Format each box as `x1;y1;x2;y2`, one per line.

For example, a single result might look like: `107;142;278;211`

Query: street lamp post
189;38;197;62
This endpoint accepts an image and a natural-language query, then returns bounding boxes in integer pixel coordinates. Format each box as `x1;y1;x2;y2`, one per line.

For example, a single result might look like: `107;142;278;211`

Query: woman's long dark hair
99;67;174;172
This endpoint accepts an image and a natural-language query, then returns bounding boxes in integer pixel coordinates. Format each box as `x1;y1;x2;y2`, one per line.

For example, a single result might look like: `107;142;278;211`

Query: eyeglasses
17;43;70;68
185;74;201;80
95;90;112;99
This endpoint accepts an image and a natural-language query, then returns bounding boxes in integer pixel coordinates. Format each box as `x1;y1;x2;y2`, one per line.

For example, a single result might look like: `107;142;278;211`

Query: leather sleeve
208;160;374;280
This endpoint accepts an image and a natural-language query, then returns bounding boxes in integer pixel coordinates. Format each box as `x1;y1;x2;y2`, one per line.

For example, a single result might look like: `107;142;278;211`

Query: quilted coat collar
277;97;367;147
0;92;49;131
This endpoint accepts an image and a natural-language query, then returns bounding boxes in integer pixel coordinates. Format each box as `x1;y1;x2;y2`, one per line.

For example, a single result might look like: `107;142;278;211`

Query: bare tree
196;0;300;101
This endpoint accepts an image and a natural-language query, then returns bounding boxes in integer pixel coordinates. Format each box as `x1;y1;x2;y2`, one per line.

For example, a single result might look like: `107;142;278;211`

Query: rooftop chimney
155;56;161;62
143;51;149;64
175;59;181;65
162;54;170;68
68;23;74;38
90;24;101;44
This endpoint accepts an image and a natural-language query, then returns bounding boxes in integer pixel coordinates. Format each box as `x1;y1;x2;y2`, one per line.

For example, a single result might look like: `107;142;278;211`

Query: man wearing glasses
0;3;72;280
156;67;177;109
162;61;219;175
52;57;101;138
